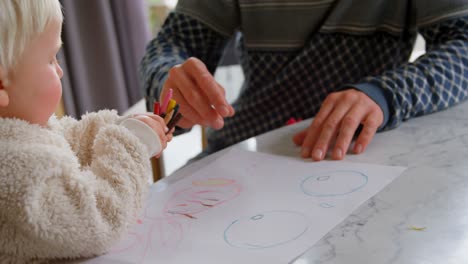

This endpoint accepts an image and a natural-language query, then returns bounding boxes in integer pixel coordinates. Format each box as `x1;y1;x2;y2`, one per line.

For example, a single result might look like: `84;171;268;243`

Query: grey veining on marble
164;102;468;264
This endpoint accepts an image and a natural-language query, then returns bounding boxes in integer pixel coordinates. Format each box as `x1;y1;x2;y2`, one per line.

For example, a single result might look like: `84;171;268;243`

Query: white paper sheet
84;149;406;264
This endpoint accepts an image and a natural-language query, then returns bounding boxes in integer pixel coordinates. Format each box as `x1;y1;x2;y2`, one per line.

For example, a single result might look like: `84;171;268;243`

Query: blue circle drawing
301;170;368;197
251;214;264;220
319;202;334;208
223;210;309;249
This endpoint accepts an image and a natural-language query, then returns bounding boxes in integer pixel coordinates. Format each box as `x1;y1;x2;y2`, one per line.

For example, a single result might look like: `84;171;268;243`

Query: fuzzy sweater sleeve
0;117;151;262
55;110;162;162
54;110;125;167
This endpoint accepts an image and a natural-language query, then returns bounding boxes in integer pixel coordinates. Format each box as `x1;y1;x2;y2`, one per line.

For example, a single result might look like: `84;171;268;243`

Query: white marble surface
163;101;468;264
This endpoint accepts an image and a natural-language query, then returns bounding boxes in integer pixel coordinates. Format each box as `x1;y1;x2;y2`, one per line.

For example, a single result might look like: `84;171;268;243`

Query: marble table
162;101;468;264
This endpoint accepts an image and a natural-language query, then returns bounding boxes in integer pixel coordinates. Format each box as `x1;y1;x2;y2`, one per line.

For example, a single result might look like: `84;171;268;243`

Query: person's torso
176;0;467;150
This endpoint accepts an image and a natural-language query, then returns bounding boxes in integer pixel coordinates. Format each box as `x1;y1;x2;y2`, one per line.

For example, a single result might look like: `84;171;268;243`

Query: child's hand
132;113;174;158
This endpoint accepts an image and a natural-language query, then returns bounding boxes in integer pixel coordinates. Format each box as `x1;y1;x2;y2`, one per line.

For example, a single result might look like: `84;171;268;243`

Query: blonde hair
0;0;63;78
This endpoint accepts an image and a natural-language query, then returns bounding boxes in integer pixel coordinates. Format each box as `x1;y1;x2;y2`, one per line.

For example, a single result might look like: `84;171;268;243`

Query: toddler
0;0;172;263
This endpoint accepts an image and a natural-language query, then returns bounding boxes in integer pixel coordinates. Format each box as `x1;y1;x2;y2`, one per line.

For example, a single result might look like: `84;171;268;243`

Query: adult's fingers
217;82;235;116
182;58;233;117
168;66;220;125
168;84;205;126
309;96;354;161
162;72;212;128
353;110;382;154
299;93;338;158
166;63;226;129
292;129;307;146
175;116;196;129
332;103;367;160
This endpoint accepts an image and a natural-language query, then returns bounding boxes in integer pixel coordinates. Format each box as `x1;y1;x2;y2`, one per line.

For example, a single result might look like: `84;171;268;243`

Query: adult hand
133;113;174;158
293;89;384;161
161;57;235;130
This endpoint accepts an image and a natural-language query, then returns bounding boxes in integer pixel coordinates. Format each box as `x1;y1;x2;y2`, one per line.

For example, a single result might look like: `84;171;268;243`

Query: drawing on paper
85;149;406;264
155;178;241;218
105;178;242;263
223;210;309;249
319;202;334;208
301;170;368;197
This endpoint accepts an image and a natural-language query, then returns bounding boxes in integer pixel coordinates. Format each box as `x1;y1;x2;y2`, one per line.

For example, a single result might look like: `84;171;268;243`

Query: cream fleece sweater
0;110;154;263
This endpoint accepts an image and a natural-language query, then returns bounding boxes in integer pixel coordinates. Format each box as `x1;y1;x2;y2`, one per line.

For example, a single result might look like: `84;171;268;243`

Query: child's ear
0;66;10;107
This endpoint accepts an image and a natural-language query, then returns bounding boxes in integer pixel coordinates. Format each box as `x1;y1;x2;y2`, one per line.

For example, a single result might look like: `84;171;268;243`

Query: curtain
59;0;151;117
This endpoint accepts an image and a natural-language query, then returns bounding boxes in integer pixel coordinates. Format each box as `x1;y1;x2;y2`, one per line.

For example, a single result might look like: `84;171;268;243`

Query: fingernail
334;148;342;159
164;127;169;133
313;149;323;160
218;105;229;116
214;117;224;129
355;144;362;154
301;147;310;157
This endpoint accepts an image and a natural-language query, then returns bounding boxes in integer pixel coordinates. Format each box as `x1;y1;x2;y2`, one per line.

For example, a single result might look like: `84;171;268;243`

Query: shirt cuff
119;117;162;157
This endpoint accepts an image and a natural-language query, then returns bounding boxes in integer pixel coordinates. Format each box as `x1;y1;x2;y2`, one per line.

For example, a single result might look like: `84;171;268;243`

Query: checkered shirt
140;12;468;153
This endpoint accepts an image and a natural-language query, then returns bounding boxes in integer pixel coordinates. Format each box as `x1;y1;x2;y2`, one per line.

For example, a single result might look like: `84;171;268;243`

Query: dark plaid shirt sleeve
354;16;468;130
139;12;230;110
